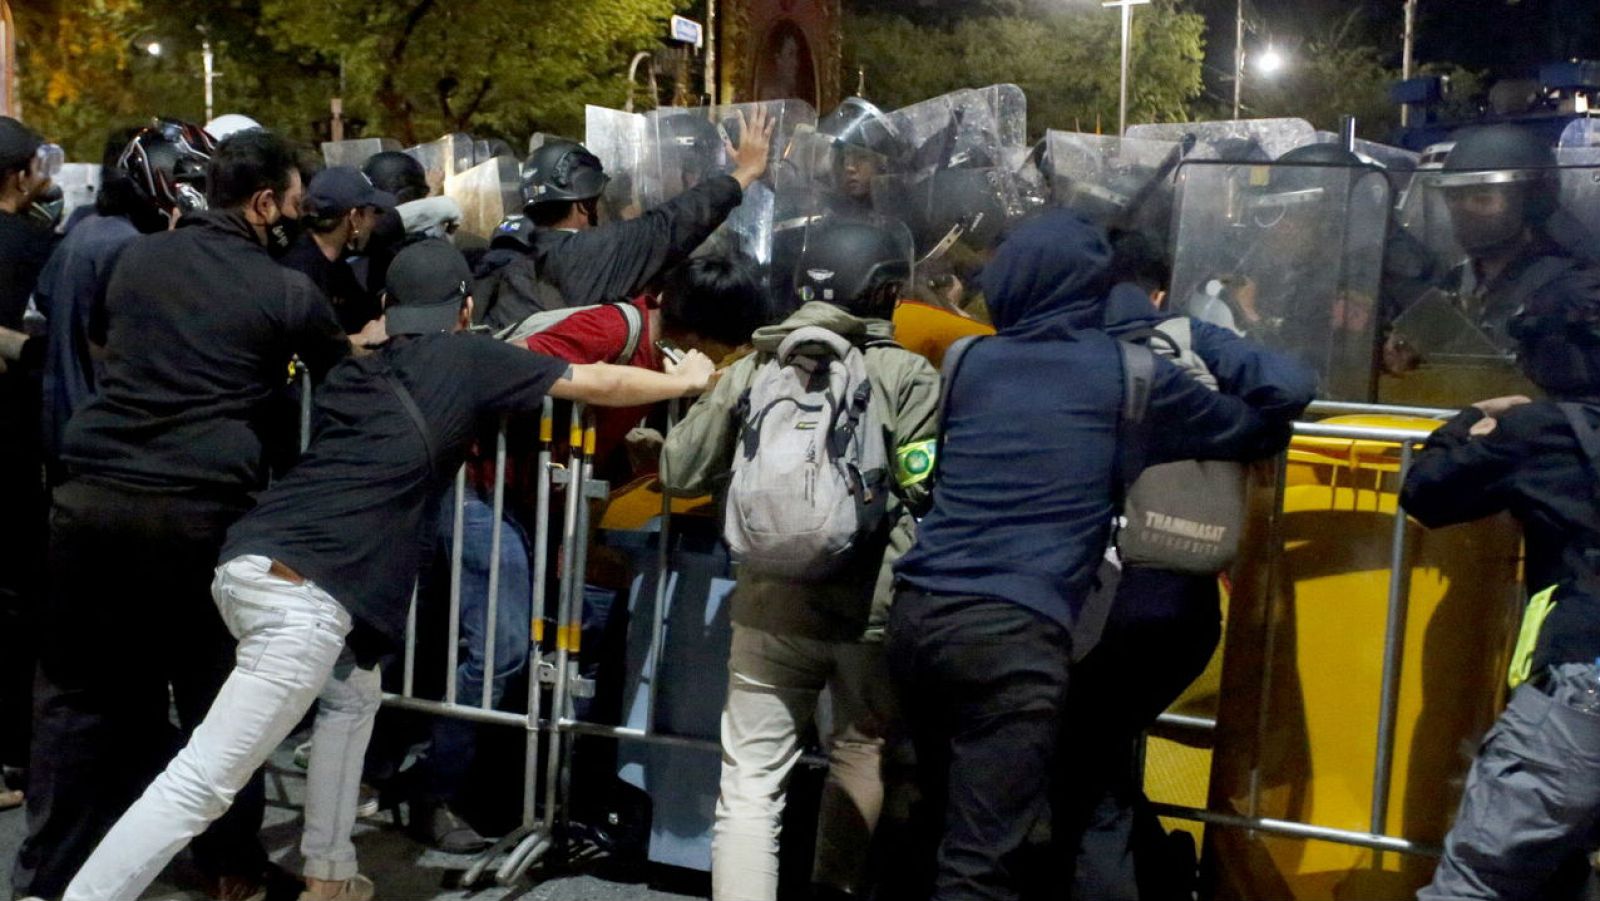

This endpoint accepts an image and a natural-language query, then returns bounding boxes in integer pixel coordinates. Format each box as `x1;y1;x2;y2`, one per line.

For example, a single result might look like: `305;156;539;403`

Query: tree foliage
843;1;1206;138
16;0;679;159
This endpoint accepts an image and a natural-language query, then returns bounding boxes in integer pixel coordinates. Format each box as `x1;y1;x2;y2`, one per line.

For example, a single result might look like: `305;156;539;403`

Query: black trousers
886;588;1073;901
1051;567;1221;901
11;478;269;898
0;377;46;772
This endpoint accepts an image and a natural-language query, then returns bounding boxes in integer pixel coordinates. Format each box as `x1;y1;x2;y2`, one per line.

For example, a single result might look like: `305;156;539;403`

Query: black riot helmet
115;118;216;218
1438;125;1559;255
900;167;1008;262
818;97;903;159
521;138;609;210
658;114;726;191
816;98;905;200
794;218;912;319
363;151;429;204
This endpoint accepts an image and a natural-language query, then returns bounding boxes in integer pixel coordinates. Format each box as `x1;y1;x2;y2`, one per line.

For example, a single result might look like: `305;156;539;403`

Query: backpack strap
612;301;645;365
932;335;982;486
1115;339;1156;490
379;365;438;481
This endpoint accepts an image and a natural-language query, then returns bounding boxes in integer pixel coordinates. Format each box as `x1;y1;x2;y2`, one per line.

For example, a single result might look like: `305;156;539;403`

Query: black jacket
1403;402;1600;669
61;210;350;497
474;173;744;329
895;210;1312;633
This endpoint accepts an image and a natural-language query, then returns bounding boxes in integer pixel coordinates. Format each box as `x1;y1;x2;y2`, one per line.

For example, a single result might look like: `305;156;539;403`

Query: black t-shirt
221;333;570;657
280;232;382;334
61;210;350;496
0;210;55;330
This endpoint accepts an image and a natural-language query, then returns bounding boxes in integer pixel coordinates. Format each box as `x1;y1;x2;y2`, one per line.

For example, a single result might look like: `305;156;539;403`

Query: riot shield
1168;159;1393;401
973;83;1029;156
643;100;818;264
443;155;522;240
404;133;476;186
584;106;652;223
54;163;101;231
321;137;401;168
1384;152;1600;404
886;89;1005;176
1129;118;1317;161
1042;130;1182;242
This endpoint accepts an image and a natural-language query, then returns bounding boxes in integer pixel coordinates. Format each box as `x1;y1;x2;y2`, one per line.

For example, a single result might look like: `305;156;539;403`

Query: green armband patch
896;440;936;488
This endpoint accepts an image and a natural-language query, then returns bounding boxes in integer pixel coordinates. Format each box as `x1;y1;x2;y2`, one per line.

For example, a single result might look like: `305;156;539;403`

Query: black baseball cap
0;117;43;172
305;165;396;217
384;238;473;335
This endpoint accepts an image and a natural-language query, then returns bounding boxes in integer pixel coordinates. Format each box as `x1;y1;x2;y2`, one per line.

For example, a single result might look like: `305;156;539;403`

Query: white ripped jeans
64;555;382;901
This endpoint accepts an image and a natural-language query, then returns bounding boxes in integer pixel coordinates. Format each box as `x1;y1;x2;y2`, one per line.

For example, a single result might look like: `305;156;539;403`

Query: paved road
0;749;707;901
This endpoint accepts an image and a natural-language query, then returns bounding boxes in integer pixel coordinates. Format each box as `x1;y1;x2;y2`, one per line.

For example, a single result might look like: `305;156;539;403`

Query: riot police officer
471;107;774;332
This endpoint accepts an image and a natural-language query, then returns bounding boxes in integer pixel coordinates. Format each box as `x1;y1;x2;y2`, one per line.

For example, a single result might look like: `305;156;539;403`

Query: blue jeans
424;489;532;801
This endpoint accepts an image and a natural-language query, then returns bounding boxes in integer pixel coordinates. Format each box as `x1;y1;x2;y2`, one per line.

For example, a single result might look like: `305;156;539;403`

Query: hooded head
979;209;1119;338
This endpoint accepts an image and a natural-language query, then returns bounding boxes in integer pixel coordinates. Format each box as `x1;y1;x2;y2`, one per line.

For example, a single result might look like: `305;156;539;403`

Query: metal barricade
355;389;1494;885
1149;412;1458;862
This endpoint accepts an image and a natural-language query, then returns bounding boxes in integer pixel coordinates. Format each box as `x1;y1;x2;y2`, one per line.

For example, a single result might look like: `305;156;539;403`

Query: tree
843;1;1206;138
257;0;679;146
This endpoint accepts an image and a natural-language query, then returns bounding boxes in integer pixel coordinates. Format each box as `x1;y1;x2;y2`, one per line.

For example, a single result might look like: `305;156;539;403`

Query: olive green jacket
660;301;941;642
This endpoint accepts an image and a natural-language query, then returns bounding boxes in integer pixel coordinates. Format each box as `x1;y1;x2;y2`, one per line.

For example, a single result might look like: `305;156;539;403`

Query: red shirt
522;295;659;465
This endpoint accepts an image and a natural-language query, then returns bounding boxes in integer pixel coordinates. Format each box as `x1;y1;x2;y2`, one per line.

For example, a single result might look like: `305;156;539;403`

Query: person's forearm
0;326;27;361
550;362;697;407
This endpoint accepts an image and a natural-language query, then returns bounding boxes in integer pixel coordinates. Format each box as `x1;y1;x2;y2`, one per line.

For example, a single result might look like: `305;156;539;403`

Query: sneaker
293;740;312;771
356;784;380;819
298;874;374;901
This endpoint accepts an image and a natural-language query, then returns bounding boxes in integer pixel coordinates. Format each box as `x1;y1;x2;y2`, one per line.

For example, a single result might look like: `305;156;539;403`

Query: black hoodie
895;211;1301;634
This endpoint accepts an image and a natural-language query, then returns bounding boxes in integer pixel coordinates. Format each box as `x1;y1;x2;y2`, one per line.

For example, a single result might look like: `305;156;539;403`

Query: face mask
267;215;302;258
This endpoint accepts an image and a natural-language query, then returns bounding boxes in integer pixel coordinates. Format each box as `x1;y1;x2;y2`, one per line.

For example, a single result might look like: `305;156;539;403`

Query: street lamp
1102;0;1151;136
145;41;163;57
1255;46;1285;76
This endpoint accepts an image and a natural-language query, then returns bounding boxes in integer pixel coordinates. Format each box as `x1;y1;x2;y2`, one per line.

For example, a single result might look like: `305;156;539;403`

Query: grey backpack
725;326;891;580
1118;318;1248;574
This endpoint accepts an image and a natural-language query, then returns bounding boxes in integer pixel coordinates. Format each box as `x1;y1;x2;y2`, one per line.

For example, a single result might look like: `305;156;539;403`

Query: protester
1401;228;1600;900
1053;273;1315;901
37;124;201;479
281;165;396;333
887;209;1307;901
471;106;774;330
661;219;940;901
406;253;773;852
13;128;364;901
0;115;60;814
59;237;718;901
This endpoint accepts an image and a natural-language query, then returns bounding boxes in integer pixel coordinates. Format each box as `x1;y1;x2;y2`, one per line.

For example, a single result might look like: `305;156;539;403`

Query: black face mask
267;215;302;258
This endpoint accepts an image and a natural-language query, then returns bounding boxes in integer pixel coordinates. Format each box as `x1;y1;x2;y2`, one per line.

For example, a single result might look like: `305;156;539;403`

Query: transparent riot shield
443;155;522;240
643;100;818;264
584;106;652;224
404;134;476;187
1385;154;1600;404
1129;118;1317;161
1042;131;1182;241
973;84;1029;157
887;89;1005;176
1168;159;1393;402
321;137;401;168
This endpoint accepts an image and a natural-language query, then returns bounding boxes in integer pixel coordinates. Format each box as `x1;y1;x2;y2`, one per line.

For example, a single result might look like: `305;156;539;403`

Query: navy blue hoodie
895;211;1309;634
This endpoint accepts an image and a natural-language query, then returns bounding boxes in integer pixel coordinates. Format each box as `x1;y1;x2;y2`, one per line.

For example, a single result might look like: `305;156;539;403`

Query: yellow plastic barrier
1146;415;1524;900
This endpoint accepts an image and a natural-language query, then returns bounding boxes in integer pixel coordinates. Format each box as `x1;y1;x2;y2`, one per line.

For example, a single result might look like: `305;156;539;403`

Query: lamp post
1102;0;1150;136
1400;0;1417;126
1232;0;1244;118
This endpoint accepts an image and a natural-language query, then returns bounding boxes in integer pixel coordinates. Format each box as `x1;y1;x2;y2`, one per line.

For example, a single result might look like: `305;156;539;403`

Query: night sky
1196;0;1600;80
